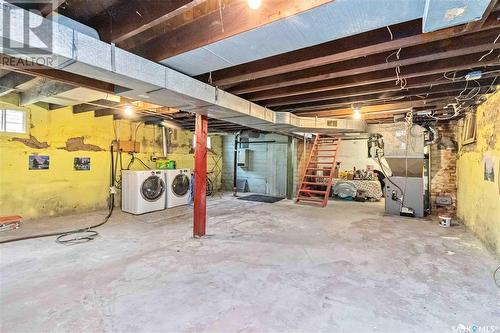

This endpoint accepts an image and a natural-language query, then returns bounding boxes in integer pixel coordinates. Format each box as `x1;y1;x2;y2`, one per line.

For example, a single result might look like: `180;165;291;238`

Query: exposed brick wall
430;121;458;216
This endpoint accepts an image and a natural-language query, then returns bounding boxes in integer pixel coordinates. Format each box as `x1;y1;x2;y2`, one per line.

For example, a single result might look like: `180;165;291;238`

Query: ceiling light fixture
248;0;261;10
352;106;362;120
124;105;134;116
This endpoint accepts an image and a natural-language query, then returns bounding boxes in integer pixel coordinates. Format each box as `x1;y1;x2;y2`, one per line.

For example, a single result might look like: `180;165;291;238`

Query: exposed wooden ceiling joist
4;1;498;123
0;72;36;96
295;87;489;117
40;0;66;16
57;0;122;22
229;51;500;97
465;0;498;31
0;54;115;94
20;80;75;106
241;61;500;102
73;99;121;113
277;82;494;112
129;0;334;61
262;74;499;108
94;108;122;117
294;100;453;117
89;0;195;44
201;15;499;87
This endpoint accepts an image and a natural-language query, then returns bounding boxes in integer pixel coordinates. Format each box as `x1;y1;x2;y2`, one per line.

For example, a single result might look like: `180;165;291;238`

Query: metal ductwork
162;0;491;75
424;125;439;146
0;1;365;135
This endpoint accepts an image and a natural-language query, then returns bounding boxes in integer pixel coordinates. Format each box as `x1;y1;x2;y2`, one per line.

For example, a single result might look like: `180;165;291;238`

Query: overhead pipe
424;125;439;146
161;126;168;157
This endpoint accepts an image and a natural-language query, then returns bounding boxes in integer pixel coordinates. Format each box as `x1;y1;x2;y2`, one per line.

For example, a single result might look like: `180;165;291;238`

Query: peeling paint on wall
457;91;500;256
10;135;49;149
59;137;104;152
0;103;222;220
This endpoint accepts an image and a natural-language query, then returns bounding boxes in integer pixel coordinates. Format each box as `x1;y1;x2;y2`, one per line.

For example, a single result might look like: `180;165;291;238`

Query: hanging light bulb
124;105;134;116
248;0;261;10
352;106;362;120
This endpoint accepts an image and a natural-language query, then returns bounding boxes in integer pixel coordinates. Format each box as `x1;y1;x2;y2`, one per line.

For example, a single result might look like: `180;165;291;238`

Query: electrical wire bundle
0;145;119;245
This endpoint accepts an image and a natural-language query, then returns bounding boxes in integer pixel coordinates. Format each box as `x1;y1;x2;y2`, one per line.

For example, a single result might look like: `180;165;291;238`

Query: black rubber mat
237;194;285;203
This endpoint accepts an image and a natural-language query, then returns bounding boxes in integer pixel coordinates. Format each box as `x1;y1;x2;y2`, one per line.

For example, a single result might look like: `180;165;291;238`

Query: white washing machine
122;170;166;214
164;169;191;208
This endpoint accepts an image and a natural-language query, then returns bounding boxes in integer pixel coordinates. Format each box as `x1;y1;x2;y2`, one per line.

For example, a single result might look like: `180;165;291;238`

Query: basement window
462;112;476;145
0;109;26;134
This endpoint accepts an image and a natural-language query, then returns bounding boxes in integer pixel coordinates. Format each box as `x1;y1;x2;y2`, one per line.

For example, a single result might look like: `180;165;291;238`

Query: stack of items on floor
332;165;383;201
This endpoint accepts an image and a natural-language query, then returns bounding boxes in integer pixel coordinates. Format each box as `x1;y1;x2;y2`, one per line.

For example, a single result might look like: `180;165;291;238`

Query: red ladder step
296;196;324;202
302;182;329;186
306;167;333;170
303;175;331;178
299;189;327;195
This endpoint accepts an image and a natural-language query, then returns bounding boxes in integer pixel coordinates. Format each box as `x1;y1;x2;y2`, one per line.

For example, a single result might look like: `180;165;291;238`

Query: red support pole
193;114;208;238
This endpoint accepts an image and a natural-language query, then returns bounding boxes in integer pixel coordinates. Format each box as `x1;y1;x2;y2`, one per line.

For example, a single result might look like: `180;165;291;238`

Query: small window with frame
462;112;476;145
0;109;27;134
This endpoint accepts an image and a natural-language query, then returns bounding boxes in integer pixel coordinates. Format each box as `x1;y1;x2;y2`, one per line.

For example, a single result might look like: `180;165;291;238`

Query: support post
232;133;239;197
193;114;208;238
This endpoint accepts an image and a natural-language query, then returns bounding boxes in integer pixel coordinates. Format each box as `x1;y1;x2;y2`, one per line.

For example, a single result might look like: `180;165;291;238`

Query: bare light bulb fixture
248;0;261;9
124;105;134;116
352;106;362;120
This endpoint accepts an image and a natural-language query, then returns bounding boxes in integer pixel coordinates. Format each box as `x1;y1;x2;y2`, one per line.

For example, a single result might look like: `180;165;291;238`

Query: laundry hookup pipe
162;126;168;157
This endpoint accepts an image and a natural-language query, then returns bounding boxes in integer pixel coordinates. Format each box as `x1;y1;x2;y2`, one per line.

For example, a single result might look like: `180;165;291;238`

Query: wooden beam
261;72;500;107
90;0;196;43
94;108;122;117
465;0;498;31
20;80;74;106
242;62;500;102
294;100;451;117
232;50;500;95
0;72;35;89
204;14;499;86
1;57;115;94
283;82;492;112
130;0;334;61
0;72;36;96
118;0;236;50
40;0;66;16
73;99;121;114
48;103;67;110
193;113;208;238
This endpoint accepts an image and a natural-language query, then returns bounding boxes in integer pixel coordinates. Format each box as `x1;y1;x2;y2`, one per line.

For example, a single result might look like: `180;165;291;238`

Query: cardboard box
113;140;141;153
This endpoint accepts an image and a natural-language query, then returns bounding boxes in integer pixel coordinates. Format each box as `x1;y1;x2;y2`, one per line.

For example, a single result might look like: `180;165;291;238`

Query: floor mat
238;194;285;203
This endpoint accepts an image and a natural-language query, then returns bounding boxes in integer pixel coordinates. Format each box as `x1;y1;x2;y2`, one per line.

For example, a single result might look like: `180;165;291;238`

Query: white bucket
439;215;452;228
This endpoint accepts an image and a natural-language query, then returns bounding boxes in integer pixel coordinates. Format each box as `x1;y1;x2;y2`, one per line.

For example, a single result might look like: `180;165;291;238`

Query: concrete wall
0;103;221;219
336;139;378;171
222;133;288;196
430;121;458;216
457;91;500;256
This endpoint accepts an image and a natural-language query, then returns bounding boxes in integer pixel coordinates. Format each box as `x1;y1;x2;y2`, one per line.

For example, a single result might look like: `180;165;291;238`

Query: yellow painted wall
456;91;500;256
0;103;222;220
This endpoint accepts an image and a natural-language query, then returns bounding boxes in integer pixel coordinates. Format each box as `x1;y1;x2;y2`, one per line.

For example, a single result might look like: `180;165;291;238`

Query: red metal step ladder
295;135;342;207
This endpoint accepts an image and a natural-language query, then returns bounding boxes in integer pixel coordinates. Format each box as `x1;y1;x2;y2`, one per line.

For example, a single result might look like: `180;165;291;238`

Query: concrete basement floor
1;195;499;332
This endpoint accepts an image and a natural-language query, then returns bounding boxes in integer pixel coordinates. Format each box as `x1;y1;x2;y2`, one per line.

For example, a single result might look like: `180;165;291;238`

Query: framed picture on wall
462;112;477;145
74;157;91;171
29;155;49;170
484;156;495;182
